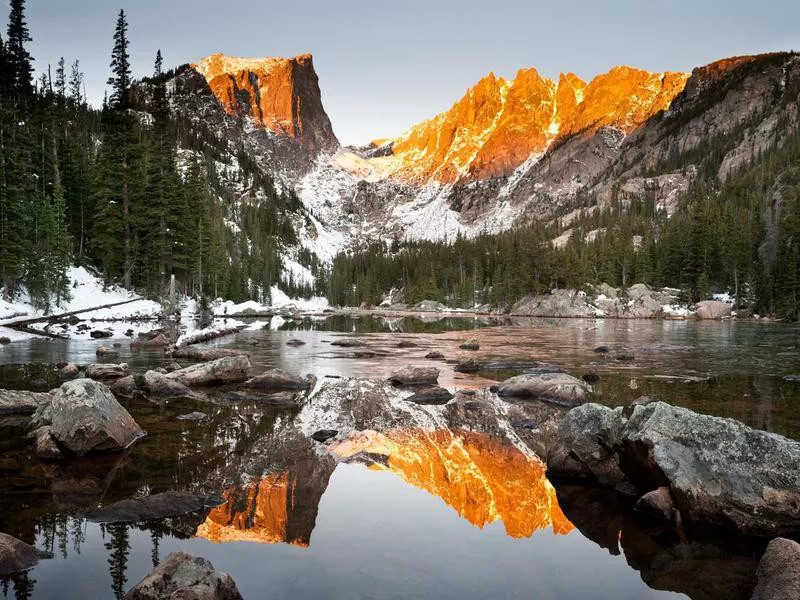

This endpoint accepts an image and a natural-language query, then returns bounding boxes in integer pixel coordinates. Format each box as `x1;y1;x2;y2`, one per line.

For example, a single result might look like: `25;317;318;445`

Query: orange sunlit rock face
384;66;689;184
193;53;338;156
196;471;309;547
331;429;574;538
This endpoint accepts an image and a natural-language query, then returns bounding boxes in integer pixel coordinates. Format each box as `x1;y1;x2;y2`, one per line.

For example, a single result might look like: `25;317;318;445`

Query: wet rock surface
0;532;41;575
123;551;243;600
166;355;251;387
387;366;440;386
33;379;145;456
497;372;591;405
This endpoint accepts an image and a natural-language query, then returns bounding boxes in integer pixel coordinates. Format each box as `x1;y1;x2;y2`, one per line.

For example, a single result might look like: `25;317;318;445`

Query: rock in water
751;538;800;600
243;369;313;390
176;412;207;422
57;363;80;380
0;390;51;416
497;372;590;406
425;351;445;360
85;363;131;381
459;338;480;351
87;491;215;523
36;379;145;456
635;487;676;521
405;386;454;405
311;429;338;443
695;300;732;320
168;346;248;361
96;345;120;361
0;532;41;575
387;366;440;386
32;426;64;460
622;402;800;536
123;551;242;600
142;371;193;398
110;375;138;399
165;356;251;387
547;403;625;485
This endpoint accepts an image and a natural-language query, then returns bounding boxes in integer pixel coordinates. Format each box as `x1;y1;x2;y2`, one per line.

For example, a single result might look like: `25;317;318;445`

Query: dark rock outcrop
87;491;218;523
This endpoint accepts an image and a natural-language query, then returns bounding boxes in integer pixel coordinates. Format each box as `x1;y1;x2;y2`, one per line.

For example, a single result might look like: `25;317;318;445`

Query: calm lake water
1;315;799;599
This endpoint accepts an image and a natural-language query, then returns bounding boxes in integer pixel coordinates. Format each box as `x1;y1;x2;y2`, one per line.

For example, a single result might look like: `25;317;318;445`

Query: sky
16;0;800;145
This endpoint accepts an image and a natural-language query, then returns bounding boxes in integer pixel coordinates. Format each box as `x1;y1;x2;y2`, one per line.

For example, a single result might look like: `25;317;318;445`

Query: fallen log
3;298;146;328
172;326;246;349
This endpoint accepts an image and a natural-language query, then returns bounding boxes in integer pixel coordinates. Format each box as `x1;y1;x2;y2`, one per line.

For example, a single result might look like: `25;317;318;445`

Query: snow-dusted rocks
165;356;251;387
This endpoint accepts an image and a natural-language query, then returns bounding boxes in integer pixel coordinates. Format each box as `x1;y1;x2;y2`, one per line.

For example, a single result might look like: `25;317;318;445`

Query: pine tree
5;0;32;97
67;59;82;104
107;9;131;109
54;56;65;99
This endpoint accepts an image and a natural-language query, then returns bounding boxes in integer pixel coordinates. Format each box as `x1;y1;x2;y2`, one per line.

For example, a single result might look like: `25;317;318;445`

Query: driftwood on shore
2;299;147;339
171;326;247;350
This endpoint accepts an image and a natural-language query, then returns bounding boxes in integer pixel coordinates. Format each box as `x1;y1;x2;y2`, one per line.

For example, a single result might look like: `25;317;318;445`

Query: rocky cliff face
380;65;688;184
166;50;800;252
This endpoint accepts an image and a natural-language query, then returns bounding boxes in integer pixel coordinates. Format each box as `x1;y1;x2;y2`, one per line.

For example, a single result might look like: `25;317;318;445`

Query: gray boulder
387;366;439;386
85;363;131;381
124;551;242;600
142;370;193;398
497;372;591;406
0;389;51;416
751;538;800;600
166;355;250;387
0;532;41;575
243;369;313;390
622;402;800;536
110;375;138;399
696;300;732;319
547;403;625;485
34;379;145;456
57;362;80;380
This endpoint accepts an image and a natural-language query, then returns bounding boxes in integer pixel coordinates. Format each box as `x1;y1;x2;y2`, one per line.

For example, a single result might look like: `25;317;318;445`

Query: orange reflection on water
196;471;309;547
331;429;574;539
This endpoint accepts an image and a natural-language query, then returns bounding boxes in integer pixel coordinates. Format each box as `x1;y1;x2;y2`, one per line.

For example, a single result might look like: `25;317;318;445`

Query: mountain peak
192;52;338;157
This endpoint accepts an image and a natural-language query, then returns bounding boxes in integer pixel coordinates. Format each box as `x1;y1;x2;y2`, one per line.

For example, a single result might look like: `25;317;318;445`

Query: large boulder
0;389;51;416
165;355;250;387
33;379;145;456
509;289;596;318
695;300;732;320
243;369;313;391
387;366;439;386
0;532;41;575
621;402;800;536
497;372;590;406
751;538;800;600
124;552;242;600
547;403;625;485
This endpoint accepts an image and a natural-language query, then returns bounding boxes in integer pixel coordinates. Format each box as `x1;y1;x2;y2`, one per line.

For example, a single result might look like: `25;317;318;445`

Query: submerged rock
330;338;366;348
123;551;242;600
425;351;445;360
751;538;800;600
34;379;145;456
87;491;217;523
286;339;306;347
176;412;207;422
166;356;251;387
387;366;440;386
243;369;313;391
455;359;563;374
85;363;131;381
634;487;676;521
221;391;303;406
0;389;51;416
0;532;41;575
497;372;590;406
90;330;113;339
459;338;480;351
96;345;120;361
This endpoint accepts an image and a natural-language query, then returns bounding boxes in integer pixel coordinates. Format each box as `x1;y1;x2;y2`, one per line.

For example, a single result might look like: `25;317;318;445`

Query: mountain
159;50;800;310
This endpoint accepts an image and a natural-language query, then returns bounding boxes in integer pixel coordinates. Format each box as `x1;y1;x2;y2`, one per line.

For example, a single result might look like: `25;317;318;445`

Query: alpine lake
1;314;799;600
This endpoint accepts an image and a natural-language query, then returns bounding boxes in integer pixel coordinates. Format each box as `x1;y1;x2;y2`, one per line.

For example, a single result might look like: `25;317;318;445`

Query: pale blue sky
18;0;800;144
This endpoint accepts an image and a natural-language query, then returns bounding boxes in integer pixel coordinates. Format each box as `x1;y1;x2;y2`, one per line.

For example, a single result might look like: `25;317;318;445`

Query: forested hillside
0;2;321;313
328;123;800;319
